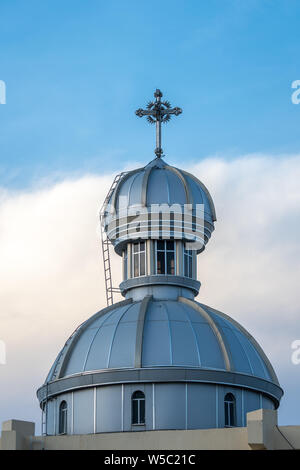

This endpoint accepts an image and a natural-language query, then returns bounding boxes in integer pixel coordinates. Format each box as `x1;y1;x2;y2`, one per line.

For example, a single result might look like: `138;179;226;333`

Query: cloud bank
0;154;300;429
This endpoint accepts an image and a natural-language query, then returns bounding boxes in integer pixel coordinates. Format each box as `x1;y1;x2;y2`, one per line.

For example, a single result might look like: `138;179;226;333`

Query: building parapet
1;410;299;450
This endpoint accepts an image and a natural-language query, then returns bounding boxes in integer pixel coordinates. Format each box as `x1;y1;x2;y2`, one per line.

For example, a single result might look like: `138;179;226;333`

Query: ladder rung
100;171;129;307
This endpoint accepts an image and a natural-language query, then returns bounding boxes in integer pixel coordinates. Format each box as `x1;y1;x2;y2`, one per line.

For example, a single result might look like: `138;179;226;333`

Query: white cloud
0;154;299;428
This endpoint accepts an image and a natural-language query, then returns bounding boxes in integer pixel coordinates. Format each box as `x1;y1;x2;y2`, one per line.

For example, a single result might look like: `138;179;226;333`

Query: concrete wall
31;428;250;450
0;420;35;450
1;411;300;450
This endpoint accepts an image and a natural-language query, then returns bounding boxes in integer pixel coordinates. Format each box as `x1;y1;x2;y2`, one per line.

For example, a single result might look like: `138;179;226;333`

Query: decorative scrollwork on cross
135;89;182;158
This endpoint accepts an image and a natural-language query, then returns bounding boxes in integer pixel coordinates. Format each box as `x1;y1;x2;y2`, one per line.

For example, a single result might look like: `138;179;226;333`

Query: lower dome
42;297;282;401
37;297;283;435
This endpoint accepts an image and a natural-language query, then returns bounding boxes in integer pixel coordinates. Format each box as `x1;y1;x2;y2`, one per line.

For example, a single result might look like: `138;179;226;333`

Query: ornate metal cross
135;89;182;158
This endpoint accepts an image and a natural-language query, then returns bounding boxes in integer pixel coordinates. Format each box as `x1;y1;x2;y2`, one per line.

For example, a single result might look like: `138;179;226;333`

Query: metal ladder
41;382;49;436
100;171;127;306
41;403;46;436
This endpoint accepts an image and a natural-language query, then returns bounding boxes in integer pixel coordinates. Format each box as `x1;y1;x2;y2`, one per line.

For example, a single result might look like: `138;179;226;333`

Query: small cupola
101;90;216;301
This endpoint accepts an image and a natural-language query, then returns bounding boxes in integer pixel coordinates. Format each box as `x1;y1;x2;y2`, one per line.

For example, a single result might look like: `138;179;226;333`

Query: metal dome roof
109;157;216;221
102;157;217;254
45;297;279;386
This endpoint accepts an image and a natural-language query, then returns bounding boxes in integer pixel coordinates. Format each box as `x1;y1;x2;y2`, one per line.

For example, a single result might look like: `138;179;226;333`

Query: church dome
102;157;216;255
37;90;283;435
42;297;282;408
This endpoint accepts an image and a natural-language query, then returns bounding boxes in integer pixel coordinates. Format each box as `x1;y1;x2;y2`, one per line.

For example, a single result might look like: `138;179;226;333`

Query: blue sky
1;0;300;188
0;0;300;430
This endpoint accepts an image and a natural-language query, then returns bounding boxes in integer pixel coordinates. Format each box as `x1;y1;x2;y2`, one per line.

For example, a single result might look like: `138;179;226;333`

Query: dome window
155;240;175;275
132;242;146;277
132;390;145;425
59;400;67;434
184;247;193;278
224;393;236;427
123;248;128;280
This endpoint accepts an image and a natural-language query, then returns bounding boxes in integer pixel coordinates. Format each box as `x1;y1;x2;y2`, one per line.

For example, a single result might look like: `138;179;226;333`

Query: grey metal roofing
105;157;217;223
102;157;217;254
45;297;279;388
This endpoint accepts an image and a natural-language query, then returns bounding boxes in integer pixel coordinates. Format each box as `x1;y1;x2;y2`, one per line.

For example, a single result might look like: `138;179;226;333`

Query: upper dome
102;157;217;254
43;297;282;407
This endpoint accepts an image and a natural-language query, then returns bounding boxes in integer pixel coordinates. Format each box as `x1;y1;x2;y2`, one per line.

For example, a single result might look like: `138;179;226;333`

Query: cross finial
135;89;182;158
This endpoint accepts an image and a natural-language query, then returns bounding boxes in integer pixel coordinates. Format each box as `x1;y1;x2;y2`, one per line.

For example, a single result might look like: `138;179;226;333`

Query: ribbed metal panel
44;298;279;388
102;157;216;254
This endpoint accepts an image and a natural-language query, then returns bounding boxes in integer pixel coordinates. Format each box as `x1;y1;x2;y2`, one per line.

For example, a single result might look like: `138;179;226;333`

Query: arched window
59;400;67;434
132;391;145;425
224;393;236;427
